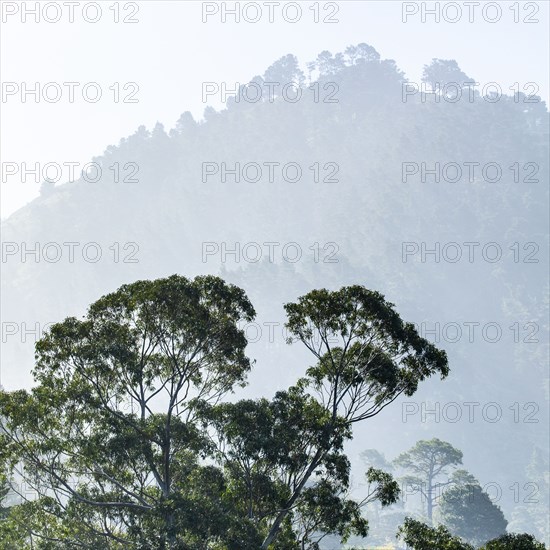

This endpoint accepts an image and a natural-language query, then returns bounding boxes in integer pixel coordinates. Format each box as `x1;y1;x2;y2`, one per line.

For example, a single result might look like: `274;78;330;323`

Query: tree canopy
439;471;508;546
482;533;548;550
394;438;463;523
0;276;449;549
398;518;547;550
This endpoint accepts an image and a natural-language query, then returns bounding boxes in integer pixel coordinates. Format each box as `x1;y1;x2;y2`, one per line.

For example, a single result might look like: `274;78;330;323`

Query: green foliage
481;533;548;550
207;283;440;549
363;468;400;508
0;275;257;548
397;518;547;550
252;285;448;548
354;451;405;546
284;285;449;404
397;517;474;550
0;476;9;520
439;476;507;546
0;278;449;549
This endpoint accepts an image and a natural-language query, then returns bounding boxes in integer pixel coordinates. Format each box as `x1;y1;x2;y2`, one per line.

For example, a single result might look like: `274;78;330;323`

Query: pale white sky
1;0;548;218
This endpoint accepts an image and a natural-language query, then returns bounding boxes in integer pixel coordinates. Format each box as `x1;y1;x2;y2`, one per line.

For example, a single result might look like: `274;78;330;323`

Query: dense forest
1;44;548;547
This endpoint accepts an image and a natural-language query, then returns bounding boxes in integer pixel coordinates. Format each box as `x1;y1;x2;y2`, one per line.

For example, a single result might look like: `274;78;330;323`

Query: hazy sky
1;0;549;217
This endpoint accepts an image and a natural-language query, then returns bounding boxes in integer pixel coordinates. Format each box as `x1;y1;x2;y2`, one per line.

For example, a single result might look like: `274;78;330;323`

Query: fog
0;2;548;548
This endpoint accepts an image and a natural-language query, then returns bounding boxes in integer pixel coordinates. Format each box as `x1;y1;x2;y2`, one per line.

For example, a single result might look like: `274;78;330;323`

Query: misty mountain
1;44;548;543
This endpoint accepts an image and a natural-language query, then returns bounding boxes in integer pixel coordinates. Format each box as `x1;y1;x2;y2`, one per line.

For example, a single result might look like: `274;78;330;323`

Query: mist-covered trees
362;445;511;548
394;438;463;523
421;58;473;94
0;276;449;549
483;533;548;550
38;178;56;197
264;54;305;89
0;41;548;546
355;450;405;545
398;517;475;550
508;447;550;544
397;518;547;550
439;472;508;546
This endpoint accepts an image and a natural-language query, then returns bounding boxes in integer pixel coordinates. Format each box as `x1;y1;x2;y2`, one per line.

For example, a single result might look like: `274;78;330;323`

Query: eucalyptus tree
0;274;256;548
254;285;449;548
0;280;449;549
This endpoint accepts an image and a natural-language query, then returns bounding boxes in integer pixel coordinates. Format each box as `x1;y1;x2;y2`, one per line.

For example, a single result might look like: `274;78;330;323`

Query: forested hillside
1;44;548;543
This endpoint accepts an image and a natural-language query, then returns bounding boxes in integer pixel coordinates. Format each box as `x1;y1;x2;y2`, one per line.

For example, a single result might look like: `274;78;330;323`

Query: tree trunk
260;450;324;549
